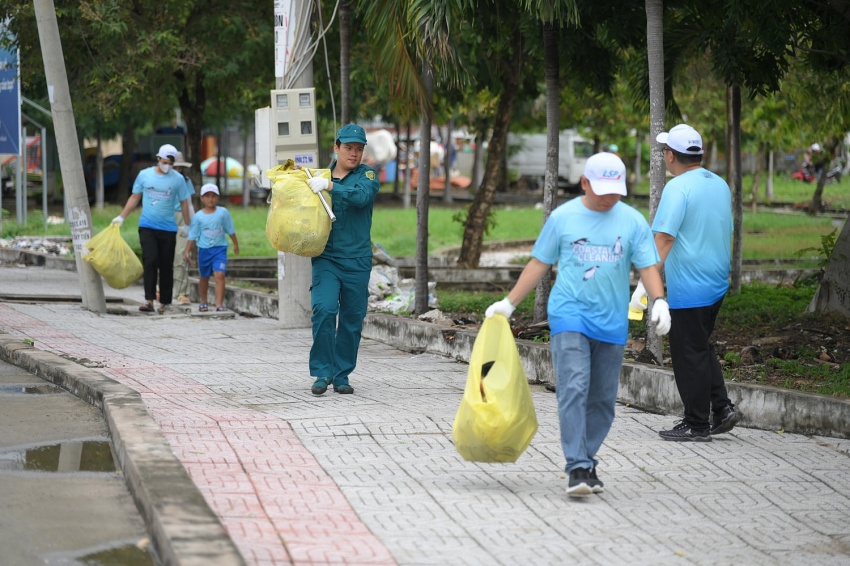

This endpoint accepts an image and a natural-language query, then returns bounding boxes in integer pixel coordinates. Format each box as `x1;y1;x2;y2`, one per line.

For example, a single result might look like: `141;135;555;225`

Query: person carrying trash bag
113;144;193;314
485;152;670;498
306;124;380;396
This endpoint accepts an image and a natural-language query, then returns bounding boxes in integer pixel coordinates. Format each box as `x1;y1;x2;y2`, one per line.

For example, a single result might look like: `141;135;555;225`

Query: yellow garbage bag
452;315;538;463
265;163;333;257
83;223;143;289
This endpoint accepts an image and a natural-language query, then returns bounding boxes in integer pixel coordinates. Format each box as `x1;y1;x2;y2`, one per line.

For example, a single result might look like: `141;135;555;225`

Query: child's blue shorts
197;245;228;277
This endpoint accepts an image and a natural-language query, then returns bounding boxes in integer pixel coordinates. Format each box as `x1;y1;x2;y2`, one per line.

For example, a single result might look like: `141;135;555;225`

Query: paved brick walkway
1;267;850;565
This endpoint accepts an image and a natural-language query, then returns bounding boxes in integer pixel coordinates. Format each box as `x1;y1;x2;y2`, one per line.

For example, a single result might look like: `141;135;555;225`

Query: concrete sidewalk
1;266;850;565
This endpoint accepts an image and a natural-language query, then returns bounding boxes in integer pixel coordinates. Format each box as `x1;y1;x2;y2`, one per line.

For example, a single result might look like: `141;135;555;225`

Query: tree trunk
393;120;401;196
414;60;434;314
727;84;743;295
179;75;206;193
443;116;454;204
339;0;352;125
457;28;523;269
750;143;764;212
645;0;665;363
403;122;412;208
807;214;850;317
533;20;559;324
117;123;136;204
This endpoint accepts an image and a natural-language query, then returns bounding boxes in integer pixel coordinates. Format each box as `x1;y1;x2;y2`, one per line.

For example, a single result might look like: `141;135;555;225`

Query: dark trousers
668;298;733;430
139;227;176;305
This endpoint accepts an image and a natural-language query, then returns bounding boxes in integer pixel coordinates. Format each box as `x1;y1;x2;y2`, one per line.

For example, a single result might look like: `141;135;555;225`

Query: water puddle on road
0;383;62;395
76;543;155;566
0;440;116;473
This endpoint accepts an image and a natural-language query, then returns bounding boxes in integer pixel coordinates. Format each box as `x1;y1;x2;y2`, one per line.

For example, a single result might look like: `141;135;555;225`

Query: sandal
199;303;208;312
139;302;155;312
216;306;227;312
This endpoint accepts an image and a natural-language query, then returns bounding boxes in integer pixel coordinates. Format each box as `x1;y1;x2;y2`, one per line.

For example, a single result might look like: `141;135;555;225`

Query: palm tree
644;0;665;362
360;0;469;312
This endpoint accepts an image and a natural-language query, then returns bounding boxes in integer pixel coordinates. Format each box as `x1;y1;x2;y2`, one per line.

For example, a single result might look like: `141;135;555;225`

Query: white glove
178;225;189;238
485;297;515;319
630;280;648;312
650;298;671;336
308;177;329;193
111;216;124;226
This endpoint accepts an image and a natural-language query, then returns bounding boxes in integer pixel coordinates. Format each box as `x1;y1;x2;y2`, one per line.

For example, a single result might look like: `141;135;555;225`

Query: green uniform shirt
320;162;380;265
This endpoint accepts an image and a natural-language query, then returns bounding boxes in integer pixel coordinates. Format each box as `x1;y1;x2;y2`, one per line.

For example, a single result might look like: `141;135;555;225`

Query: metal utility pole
33;0;106;312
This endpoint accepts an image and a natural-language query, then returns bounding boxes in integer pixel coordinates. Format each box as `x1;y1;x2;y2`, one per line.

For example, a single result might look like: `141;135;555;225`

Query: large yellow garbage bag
83;223;143;289
452;315;538;462
265;163;333;257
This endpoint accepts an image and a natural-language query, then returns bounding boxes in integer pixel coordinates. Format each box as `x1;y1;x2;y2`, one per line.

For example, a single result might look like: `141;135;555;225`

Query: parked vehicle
507;130;594;193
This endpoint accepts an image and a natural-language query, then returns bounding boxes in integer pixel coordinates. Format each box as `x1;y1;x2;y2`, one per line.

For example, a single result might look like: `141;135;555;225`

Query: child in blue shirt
184;184;239;312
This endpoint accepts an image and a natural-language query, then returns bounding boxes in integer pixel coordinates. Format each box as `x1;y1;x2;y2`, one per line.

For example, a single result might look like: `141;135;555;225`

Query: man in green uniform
307;124;380;395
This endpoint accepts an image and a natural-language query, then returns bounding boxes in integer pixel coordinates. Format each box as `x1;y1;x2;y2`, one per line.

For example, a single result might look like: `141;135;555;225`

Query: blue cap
337;124;367;145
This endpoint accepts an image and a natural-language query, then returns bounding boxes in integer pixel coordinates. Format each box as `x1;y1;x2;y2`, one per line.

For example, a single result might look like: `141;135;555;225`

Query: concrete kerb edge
0;333;245;566
361;312;850;440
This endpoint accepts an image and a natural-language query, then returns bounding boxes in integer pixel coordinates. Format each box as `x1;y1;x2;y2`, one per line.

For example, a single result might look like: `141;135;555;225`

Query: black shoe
589;468;605;494
710;405;740;435
659;421;711;442
334;384;354;394
311;378;329;396
566;468;593;497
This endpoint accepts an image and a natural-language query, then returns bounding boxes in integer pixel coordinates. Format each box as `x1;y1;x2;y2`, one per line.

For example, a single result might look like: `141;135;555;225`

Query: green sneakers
311;377;330;396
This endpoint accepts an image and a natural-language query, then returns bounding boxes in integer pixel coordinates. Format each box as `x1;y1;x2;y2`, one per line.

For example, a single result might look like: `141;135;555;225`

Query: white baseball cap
200;183;220;196
583;152;627;196
156;143;178;161
656;124;703;155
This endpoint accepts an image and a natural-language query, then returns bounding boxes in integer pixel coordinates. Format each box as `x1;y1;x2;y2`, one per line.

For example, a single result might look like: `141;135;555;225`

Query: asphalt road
0;356;156;565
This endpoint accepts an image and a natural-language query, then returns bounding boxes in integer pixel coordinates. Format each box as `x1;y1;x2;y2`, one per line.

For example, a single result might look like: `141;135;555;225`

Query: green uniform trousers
309;256;370;386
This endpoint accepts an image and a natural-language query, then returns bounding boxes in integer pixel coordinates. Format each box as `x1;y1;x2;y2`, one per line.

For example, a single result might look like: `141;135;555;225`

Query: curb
361;313;850;440
0;333;245;566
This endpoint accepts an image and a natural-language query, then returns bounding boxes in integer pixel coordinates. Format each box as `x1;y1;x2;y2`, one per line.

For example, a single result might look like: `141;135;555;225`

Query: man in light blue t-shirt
632;124;740;441
113;144;193;313
485;152;671;497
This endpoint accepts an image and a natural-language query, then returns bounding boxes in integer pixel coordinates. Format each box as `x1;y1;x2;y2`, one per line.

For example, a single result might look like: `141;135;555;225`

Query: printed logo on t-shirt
572;236;625;280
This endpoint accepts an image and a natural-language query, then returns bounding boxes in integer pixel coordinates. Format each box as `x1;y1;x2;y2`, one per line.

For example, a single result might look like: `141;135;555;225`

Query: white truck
507;129;594;193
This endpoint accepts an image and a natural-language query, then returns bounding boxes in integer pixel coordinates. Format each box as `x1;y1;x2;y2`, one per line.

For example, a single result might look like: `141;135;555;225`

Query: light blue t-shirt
188;207;236;249
174;175;195;212
132;166;193;231
652;168;732;309
532;198;659;345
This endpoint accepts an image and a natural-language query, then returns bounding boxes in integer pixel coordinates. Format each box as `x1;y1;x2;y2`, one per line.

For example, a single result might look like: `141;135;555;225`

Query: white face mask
159;162;172;174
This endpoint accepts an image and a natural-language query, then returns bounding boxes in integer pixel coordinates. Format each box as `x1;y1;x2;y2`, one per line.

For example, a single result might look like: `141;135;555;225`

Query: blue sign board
0;47;20;155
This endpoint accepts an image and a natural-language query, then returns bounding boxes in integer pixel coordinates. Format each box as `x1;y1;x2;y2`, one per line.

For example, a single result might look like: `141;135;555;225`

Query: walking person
485;152;671;496
172;152;195;305
631;124;740;441
184;184;239;312
307;124;380;396
113;144;193;313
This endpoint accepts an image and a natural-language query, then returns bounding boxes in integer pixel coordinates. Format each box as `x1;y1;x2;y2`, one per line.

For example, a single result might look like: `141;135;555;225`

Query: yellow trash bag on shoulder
452;315;538;463
265;160;333;257
83;223;143;289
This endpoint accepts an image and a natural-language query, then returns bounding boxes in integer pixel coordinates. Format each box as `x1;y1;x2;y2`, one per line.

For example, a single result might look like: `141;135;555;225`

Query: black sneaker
589;468;605;494
710;405;740;435
566;468;593;496
659;421;711;442
311;377;329;396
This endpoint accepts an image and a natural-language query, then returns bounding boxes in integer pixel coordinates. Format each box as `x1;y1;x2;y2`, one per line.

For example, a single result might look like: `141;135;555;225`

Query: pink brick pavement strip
0;304;397;565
